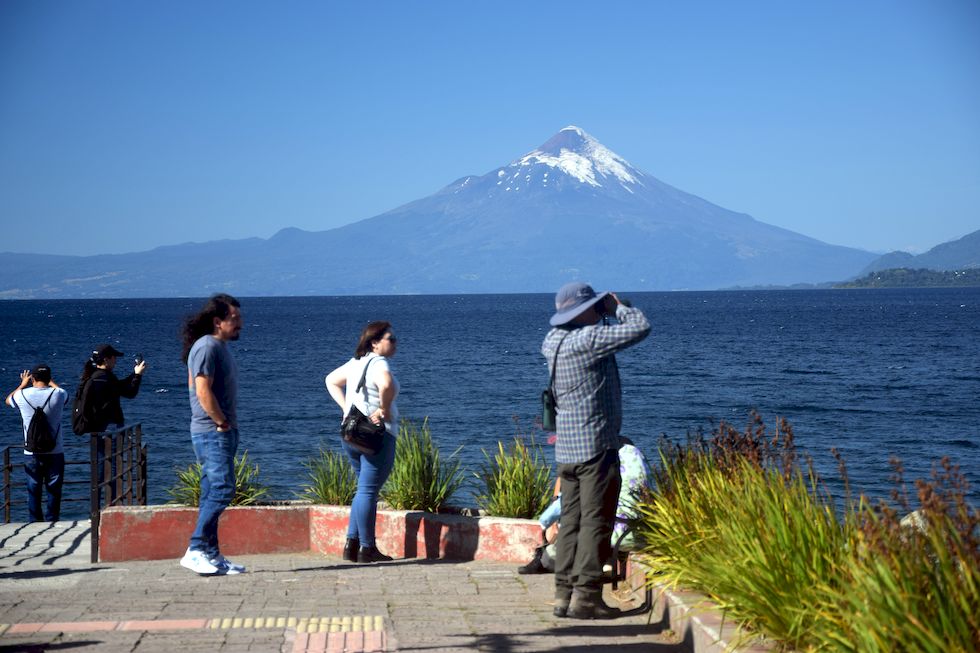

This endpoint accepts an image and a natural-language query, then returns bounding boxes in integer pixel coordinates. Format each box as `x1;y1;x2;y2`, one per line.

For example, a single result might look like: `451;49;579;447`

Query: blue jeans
188;429;239;558
343;433;396;547
25;453;65;522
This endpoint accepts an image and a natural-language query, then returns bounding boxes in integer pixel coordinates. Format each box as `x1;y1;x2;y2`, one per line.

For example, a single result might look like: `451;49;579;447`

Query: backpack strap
20;388;54;411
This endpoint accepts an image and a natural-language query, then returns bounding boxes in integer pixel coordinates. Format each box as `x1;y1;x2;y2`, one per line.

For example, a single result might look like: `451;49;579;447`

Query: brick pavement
0;521;684;652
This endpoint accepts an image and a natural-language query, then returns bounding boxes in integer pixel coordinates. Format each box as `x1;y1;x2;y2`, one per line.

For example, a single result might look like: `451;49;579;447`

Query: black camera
134;353;144;365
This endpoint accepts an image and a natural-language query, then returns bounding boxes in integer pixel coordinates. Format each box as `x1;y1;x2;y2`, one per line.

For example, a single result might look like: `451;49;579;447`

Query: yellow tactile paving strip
207;615;384;632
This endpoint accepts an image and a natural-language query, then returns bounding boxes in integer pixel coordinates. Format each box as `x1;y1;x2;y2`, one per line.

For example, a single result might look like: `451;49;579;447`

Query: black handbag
541;332;569;432
340;357;386;455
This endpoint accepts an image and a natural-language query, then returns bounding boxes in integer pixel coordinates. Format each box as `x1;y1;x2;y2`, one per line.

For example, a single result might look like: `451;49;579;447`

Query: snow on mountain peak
511;126;641;190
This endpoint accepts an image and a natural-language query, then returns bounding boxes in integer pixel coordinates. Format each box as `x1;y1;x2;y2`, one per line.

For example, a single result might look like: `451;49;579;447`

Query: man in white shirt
5;364;69;522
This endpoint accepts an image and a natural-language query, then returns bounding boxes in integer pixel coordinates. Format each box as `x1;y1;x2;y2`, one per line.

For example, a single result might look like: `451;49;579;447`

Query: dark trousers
25;453;65;522
554;448;621;599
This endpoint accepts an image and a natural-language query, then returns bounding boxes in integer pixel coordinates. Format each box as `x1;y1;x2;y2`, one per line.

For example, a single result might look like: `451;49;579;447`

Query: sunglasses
381;334;397;343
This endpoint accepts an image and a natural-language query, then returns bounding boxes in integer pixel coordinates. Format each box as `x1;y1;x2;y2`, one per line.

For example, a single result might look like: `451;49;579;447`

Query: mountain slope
0;126;876;298
860;229;980;275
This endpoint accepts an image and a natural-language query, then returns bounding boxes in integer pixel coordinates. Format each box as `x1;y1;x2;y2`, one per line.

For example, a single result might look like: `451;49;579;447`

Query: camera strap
548;332;570;396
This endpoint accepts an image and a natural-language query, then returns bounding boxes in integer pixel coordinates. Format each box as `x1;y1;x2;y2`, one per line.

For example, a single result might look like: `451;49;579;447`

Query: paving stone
0;522;682;652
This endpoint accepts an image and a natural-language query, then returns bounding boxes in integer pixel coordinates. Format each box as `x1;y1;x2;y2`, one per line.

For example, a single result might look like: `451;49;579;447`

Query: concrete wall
98;504;542;563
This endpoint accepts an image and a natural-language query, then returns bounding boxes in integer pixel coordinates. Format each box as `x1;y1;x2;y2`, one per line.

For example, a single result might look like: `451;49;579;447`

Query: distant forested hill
836;268;980;288
860;229;980;275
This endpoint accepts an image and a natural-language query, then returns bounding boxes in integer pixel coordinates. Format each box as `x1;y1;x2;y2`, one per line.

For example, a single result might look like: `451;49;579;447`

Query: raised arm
4;370;30;407
587;295;651;358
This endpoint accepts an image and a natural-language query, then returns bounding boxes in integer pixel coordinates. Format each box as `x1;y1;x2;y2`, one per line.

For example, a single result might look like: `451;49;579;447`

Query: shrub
635;418;845;649
298;446;357;505
633;415;980;651
166;449;269;507
380;418;463;512
809;458;980;653
474;437;552;519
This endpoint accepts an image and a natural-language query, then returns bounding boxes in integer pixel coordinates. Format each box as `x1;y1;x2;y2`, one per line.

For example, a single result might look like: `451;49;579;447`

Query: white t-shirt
331;353;399;435
10;386;68;455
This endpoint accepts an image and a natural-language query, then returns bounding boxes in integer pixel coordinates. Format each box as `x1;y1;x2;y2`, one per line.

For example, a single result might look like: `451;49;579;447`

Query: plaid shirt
542;305;650;464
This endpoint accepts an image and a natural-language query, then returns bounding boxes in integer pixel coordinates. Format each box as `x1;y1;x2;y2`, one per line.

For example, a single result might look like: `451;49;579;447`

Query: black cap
30;364;51;383
93;344;124;362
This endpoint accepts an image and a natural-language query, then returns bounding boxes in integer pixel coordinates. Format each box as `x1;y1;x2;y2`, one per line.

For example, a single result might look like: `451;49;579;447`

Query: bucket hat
549;282;608;326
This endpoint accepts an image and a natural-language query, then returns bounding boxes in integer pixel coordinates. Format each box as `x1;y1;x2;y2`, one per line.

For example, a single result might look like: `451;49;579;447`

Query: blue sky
1;1;978;256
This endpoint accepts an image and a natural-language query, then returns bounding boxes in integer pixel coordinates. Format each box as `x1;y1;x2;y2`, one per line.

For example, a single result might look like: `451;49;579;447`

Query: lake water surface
1;288;977;520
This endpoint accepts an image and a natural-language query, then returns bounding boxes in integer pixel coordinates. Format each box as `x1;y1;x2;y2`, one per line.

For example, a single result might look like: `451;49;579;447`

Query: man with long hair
178;293;246;575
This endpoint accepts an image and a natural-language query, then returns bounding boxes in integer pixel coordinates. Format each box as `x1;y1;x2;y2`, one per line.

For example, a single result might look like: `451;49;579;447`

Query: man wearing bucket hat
542;281;650;619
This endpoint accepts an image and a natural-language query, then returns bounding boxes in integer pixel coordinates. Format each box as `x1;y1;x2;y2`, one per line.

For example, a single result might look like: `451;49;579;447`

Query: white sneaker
180;548;219;575
211;554;246;575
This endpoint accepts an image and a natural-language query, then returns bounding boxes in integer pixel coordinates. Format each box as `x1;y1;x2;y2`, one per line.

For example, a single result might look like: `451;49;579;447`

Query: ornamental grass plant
298;446;357;505
808;458;980;653
166;449;269;507
474;435;552;519
633;414;980;652
634;416;846;649
380;418;463;512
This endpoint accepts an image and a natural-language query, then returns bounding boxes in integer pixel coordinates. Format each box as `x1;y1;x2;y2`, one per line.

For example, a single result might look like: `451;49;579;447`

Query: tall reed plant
298;446;357;505
474;437;552;519
633;415;980;651
635;419;845;649
380;418;463;512
808;458;979;652
166;449;269;507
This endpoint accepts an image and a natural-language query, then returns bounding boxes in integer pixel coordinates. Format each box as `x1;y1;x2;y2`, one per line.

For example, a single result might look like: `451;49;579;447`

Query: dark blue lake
1;289;978;520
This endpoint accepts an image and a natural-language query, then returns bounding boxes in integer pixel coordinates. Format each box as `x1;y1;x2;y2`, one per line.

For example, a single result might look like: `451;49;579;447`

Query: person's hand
604;293;621;314
369;408;385;425
18;370;31;387
134;360;147;375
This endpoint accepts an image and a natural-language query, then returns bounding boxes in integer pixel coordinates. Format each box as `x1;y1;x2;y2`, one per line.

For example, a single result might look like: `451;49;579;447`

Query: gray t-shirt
188;335;238;433
10;386;68;455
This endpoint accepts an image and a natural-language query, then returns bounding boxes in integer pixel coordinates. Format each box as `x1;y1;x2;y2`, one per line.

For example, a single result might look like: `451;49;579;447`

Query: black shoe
357;546;393;563
518;548;546;575
567;593;623;620
343;538;359;562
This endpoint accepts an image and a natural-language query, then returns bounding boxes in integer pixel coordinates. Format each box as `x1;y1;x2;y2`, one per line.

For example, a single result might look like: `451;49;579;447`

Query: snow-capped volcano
0;126;877;297
509;125;641;191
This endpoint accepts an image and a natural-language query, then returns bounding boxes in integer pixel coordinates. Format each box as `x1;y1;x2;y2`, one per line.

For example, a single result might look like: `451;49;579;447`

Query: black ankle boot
357;545;393;563
343;538;359;562
518;547;546;575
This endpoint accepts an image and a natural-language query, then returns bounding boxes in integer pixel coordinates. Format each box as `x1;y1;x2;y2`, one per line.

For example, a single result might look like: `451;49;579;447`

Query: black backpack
22;390;57;454
71;377;94;435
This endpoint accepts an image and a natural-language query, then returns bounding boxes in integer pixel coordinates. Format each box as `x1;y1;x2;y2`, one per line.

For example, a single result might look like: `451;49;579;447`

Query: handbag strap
548;332;571;393
354;356;377;401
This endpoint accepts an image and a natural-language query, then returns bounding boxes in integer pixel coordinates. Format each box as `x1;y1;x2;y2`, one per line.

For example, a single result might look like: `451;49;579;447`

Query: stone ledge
625;558;775;652
98;504;542;564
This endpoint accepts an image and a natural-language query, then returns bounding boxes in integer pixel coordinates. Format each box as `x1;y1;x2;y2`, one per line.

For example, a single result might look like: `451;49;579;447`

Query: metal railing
89;424;148;562
2;423;147;562
2;447;90;521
